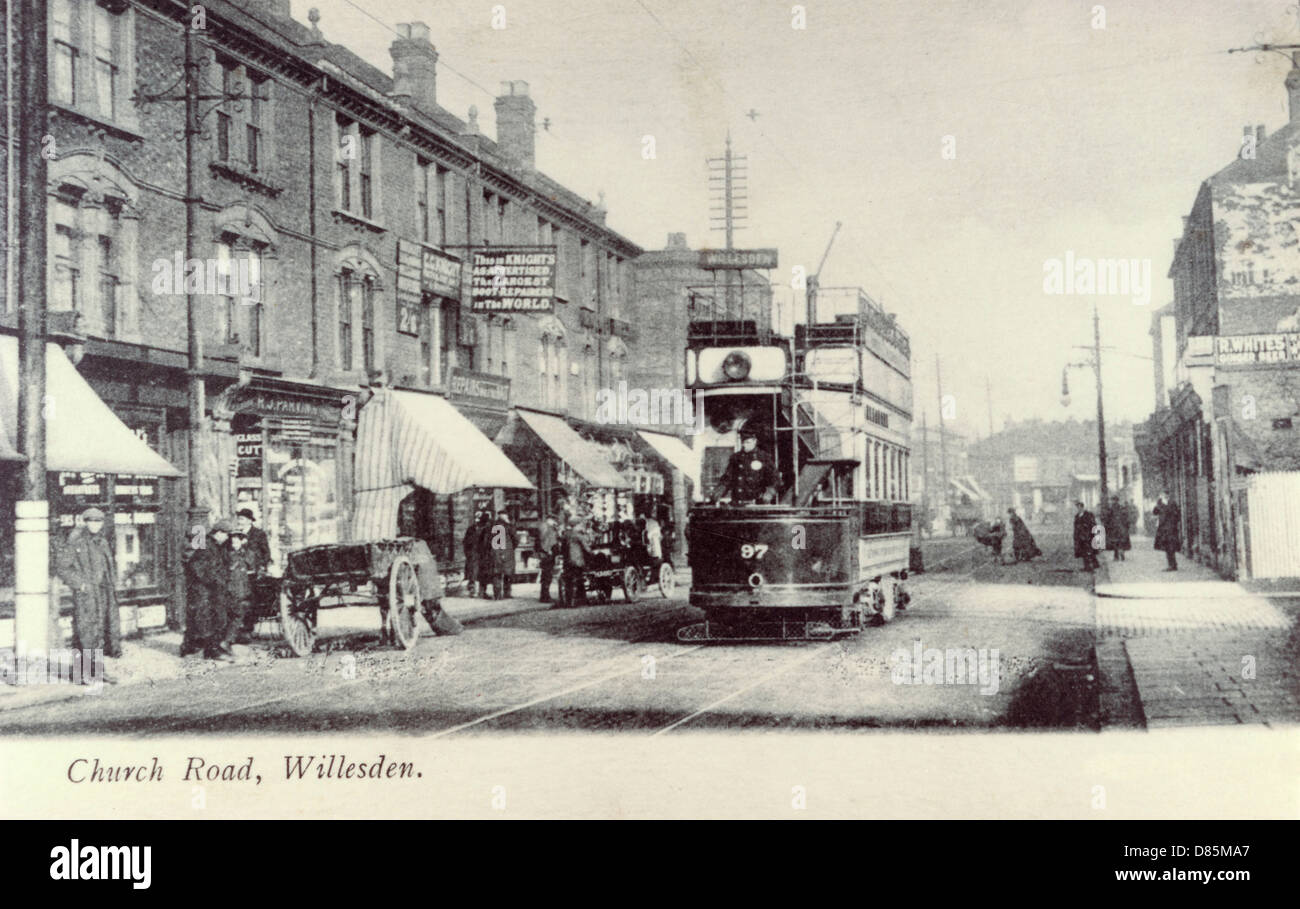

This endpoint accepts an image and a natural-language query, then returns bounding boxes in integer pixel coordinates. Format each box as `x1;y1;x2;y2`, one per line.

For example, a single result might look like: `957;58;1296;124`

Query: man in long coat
1007;508;1043;562
537;515;559;603
181;519;236;660
462;511;487;597
488;511;515;600
1101;494;1132;562
1153;494;1182;571
1072;500;1100;572
55;507;122;658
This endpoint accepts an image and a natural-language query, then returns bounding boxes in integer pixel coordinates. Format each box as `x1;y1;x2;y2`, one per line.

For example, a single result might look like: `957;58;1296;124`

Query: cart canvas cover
352;388;533;539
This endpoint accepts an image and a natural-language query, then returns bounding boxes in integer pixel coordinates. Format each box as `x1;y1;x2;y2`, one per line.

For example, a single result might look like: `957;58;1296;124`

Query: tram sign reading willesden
471;246;557;312
698;248;779;270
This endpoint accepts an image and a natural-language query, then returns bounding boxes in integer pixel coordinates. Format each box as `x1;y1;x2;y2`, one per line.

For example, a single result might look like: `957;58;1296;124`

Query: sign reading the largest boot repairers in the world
470;246;556;312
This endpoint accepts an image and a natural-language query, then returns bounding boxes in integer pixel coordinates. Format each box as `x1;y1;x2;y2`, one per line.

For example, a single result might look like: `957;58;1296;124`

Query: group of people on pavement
1072;493;1180;572
179;510;272;661
974;508;1043;564
536;509;668;607
460;510;516;600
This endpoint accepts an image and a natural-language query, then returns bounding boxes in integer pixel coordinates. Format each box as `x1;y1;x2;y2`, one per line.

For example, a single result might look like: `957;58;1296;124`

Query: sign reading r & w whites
1215;332;1300;366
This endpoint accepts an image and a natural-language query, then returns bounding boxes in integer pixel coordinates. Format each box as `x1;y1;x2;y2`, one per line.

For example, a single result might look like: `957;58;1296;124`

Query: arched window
334;246;384;375
46;154;142;339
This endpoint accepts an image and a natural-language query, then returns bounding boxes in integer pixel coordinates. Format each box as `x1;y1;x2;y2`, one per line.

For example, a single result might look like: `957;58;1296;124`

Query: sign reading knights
471;246;556;312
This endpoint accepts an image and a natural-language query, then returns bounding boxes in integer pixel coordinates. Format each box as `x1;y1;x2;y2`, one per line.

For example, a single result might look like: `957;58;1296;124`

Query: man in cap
713;426;777;505
537;514;560;603
55;507;122;660
181;519;236;660
1072;500;1101;572
560;516;594;607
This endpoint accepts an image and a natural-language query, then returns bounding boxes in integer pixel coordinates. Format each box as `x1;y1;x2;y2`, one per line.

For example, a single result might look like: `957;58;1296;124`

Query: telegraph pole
1093;301;1109;504
14;0;53;653
935;356;951;535
920;410;931;533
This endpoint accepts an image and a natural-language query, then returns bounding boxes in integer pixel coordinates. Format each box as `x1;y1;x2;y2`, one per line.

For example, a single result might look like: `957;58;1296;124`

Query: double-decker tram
680;282;915;642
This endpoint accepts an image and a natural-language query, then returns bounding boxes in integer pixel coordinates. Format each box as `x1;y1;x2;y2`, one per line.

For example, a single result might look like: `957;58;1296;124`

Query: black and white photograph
0;0;1296;847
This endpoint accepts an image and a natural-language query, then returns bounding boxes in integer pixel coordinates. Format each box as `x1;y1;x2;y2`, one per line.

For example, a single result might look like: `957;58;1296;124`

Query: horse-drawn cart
260;537;446;657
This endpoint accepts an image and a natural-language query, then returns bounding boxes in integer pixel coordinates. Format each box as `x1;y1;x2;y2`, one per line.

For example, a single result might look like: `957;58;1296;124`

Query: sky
292;0;1300;435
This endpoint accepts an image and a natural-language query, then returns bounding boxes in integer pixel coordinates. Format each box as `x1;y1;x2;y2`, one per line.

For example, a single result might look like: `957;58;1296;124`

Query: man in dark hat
561;515;594;607
182;519;236;661
488;510;515;600
537;514;560;603
225;527;255;650
55;507;122;660
1153;493;1182;571
713;426;777;505
234;508;271;642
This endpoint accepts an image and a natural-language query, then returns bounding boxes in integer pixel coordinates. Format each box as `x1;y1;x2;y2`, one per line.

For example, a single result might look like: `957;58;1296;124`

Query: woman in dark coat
1007;509;1042;562
1153;494;1182;571
462;512;486;597
1102;495;1132;561
488;511;516;600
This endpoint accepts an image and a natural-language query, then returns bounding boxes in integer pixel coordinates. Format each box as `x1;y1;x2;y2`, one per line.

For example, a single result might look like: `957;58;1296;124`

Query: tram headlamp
722;351;752;381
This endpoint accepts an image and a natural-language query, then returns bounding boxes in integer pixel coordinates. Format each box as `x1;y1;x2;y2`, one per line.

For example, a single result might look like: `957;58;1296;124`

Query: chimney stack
666;232;689;250
1287;53;1300;123
390;23;438;114
244;0;292;18
495;81;536;170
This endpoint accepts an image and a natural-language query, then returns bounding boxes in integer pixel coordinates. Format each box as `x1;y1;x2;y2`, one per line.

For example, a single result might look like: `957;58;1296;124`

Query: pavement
0;581;563;713
1092;537;1299;729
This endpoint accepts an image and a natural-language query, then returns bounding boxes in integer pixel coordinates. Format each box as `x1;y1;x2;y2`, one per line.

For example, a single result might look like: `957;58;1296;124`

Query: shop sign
57;471;106;502
470;246;556;312
235;391;339;425
449;367;511;408
1215;332;1300;366
422;246;462;298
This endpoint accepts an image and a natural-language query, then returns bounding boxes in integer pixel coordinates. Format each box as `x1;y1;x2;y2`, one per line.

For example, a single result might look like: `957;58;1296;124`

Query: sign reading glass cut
471;246;557;312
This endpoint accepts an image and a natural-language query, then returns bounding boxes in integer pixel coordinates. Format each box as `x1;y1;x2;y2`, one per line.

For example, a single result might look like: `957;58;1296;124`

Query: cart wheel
279;588;317;657
657;562;676;598
388;555;421;650
622;566;643;603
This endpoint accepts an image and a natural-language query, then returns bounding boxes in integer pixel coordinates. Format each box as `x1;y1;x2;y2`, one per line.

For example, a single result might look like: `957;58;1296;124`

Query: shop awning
353;389;533;539
515;409;629;489
0;336;181;476
637;430;700;491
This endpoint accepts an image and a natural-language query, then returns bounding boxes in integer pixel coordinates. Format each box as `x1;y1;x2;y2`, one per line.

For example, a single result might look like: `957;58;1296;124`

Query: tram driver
712;426;778;505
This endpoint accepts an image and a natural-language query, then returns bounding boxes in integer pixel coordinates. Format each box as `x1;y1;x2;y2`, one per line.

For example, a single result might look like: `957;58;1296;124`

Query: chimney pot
667;232;688;249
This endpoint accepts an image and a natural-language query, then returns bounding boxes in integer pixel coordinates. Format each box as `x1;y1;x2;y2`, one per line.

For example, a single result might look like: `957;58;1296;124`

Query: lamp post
1061;301;1108;506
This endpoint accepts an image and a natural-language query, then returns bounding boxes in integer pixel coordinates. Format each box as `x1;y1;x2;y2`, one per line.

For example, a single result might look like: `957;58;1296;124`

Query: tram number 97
740;543;769;560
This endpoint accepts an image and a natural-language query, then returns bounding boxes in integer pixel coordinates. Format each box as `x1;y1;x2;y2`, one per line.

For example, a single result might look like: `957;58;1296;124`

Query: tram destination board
698;248;779;270
471;246;557;313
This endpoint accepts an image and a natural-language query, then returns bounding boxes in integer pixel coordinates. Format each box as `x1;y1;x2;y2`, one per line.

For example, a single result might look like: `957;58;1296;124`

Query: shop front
352;386;533;581
0;336;183;639
215;381;354;572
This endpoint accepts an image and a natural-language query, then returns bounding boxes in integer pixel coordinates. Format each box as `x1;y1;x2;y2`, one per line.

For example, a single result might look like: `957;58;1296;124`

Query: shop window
262;426;340;566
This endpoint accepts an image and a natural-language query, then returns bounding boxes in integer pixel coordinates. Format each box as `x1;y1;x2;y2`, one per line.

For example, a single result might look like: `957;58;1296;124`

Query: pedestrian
181;519;237;661
488;510;515;600
537;515;559;603
1072;500;1100;572
561;516;593;607
1102;494;1132;562
1007;508;1042;562
55;507;122;662
225;529;254;649
1153;493;1182;571
235;508;270;641
643;512;663;562
973;519;1006;563
462;511;485;597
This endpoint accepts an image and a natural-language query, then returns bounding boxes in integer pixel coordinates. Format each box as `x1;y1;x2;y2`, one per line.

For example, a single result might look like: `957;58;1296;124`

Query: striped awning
352;389;533;539
514;409;630;489
637;430;699;490
0;335;180;476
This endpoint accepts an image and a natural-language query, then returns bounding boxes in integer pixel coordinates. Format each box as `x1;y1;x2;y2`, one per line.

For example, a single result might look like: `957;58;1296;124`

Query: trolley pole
14;0;54;654
935;356;951;535
1093;301;1109;505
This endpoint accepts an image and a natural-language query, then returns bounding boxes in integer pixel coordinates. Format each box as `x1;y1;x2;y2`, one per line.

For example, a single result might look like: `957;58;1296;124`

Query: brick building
0;0;650;627
1136;56;1300;580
